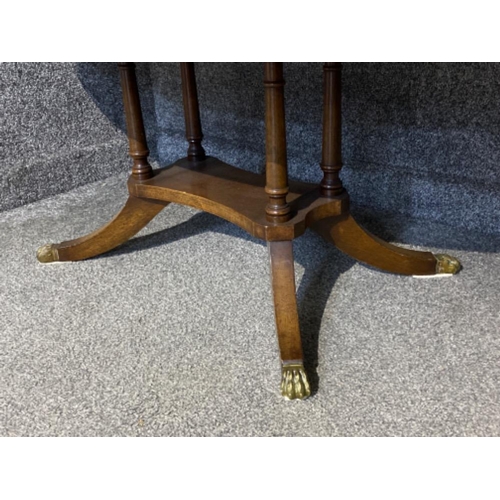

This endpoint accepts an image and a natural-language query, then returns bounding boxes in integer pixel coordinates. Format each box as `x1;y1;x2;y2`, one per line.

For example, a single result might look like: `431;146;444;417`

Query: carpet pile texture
1;174;498;436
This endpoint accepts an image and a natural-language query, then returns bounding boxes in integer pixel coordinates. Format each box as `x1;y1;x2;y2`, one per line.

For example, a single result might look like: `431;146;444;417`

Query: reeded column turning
264;62;291;222
180;62;206;161
118;63;154;181
320;62;344;196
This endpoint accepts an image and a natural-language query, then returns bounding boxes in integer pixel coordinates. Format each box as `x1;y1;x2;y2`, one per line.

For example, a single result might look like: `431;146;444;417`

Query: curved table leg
311;213;461;276
268;240;311;400
37;196;167;263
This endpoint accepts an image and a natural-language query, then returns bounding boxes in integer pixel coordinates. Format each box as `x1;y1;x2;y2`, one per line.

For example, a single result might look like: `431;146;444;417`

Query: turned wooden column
118;63;154;181
180;62;206;161
320;62;344;196
264;62;291;222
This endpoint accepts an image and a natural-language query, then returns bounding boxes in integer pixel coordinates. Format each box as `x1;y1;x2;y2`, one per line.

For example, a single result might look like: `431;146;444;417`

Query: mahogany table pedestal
37;63;461;400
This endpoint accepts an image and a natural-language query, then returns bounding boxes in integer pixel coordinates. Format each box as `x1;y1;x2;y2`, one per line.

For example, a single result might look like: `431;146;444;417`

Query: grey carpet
1;173;499;436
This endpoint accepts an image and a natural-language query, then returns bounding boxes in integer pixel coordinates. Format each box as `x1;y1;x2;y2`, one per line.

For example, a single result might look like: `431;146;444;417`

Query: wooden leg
37;63;166;263
37;196;167;262
180;62;206;161
315;61;460;276
268;240;310;400
118;63;154;181
320;62;344;197
311;213;461;275
264;62;291;223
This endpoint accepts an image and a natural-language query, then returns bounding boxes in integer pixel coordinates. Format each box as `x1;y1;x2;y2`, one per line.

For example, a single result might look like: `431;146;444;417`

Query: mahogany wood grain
48;196;167;261
311;213;438;275
129;156;349;241
268;240;304;363
118;63;154;181
320;63;344;196
264;63;291;222
180;62;206;161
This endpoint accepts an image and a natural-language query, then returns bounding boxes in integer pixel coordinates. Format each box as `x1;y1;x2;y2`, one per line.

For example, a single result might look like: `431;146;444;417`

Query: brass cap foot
37;244;59;263
435;254;461;274
281;363;311;400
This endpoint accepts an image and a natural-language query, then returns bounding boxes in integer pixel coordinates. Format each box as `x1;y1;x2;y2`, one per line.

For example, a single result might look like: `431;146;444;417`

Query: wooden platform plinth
128;156;349;241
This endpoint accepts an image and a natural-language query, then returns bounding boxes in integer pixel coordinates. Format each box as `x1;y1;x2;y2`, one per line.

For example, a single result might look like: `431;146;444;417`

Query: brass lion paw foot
281;363;311;400
435;254;461;274
37;244;59;263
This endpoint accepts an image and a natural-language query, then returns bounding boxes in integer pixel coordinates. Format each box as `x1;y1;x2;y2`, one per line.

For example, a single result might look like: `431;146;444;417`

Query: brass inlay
435;254;461;274
281;363;311;400
37;244;58;263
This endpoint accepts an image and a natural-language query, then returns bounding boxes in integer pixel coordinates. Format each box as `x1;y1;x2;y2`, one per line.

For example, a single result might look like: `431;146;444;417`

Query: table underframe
37;63;461;400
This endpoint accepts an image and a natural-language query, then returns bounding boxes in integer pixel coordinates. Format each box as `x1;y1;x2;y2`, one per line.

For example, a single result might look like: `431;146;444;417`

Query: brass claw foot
435;254;461;274
37;244;59;263
281;363;311;400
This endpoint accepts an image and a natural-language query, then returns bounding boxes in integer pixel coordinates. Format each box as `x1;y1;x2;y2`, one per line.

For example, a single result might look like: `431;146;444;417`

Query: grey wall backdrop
2;62;499;235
